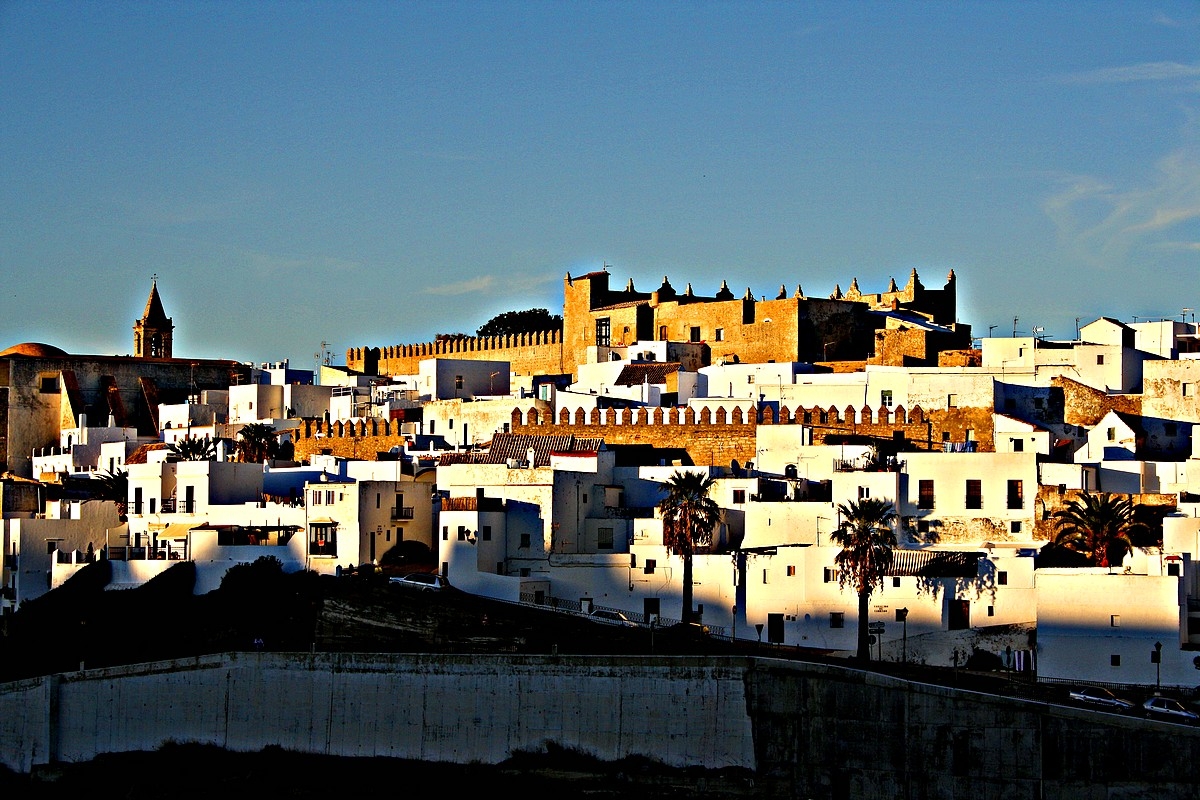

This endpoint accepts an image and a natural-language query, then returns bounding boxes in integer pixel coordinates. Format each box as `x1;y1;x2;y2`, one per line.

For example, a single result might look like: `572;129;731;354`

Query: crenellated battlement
346;329;564;376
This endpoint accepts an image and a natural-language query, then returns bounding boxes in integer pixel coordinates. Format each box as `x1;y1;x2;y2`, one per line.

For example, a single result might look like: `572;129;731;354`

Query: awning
157;523;195;540
308;518;337;526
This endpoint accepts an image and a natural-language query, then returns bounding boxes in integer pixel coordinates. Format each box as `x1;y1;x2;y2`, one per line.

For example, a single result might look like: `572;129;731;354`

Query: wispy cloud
1058;61;1200;85
1042;145;1200;267
1153;11;1200;29
424;275;495;296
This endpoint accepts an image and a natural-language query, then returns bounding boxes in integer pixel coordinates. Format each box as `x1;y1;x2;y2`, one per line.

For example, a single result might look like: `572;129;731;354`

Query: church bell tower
133;276;173;359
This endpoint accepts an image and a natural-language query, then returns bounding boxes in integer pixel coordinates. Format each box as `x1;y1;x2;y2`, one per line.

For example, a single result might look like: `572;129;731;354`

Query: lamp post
1154;641;1163;690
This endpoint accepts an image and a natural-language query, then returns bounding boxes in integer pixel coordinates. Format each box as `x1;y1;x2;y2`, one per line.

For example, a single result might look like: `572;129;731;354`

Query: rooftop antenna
1012;317;1018;338
314;340;332;370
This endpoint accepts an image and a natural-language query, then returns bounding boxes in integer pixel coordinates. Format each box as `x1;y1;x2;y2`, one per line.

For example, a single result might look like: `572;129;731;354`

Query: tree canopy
476;308;563;338
658;470;720;624
167;435;219;462
830;497;898;660
1053;492;1149;568
236;423;280;463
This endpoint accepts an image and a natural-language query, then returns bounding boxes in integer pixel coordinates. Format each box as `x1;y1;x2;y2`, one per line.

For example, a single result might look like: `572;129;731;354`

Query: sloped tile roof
483;433;605;467
614;362;681;387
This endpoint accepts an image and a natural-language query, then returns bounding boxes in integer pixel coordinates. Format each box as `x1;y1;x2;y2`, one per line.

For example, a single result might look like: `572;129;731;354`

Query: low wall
3;653;1200;798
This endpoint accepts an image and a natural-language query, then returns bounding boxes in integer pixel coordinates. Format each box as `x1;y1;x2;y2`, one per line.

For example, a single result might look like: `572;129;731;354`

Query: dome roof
0;342;68;357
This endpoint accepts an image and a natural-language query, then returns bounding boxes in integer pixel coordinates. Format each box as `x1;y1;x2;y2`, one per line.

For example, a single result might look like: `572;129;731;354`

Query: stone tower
133;277;173;359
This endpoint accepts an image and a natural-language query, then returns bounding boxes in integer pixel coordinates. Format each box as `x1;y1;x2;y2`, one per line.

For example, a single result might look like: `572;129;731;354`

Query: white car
589;609;638;627
389;573;448;592
1142;696;1200;724
1067;686;1134;711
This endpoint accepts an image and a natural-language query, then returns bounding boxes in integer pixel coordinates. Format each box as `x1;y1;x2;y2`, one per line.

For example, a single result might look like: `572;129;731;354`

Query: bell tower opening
133;275;174;359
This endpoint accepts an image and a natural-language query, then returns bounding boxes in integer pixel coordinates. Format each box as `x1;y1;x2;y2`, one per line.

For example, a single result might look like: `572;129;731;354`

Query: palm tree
85;468;129;520
167;435;218;462
1053;492;1148;568
830;497;898;661
658;470;721;624
236;423;280;463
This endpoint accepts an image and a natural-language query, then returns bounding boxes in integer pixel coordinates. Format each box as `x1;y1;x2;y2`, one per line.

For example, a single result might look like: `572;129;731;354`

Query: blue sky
2;2;1199;368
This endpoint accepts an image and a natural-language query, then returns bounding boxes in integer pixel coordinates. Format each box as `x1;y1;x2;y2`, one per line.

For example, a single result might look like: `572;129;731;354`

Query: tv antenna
314;340;333;369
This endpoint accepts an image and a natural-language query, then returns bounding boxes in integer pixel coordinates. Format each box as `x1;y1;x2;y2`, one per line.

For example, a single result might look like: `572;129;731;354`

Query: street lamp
898;608;908;668
1153;641;1163;690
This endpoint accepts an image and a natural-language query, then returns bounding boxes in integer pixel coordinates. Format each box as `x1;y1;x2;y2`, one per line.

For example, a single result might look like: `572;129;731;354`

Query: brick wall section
293;404;996;469
509;404;995;466
346;330;566;377
292;418;412;463
1055;376;1142;427
938;349;982;367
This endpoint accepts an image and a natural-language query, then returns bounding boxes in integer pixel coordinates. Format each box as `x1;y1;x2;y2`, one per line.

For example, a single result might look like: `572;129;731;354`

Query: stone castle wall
289;403;995;468
346;330;566;377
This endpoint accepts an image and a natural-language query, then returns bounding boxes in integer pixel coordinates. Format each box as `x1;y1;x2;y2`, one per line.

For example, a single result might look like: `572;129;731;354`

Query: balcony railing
390;506;415;520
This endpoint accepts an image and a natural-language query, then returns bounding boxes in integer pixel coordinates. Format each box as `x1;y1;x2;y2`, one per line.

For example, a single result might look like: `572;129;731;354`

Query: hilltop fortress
346;268;970;378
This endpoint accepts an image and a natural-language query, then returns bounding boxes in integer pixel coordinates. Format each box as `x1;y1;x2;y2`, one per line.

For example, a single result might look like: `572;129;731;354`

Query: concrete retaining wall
4;653;1200;798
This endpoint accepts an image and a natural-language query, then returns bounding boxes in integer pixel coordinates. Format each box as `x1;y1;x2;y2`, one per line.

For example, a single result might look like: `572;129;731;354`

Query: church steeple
134;276;173;358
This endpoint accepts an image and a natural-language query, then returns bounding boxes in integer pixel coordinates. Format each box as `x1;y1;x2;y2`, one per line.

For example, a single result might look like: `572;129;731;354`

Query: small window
1110;654;1121;667
917;520;930;534
858;486;870;500
385;530;391;542
1007;480;1023;509
1096;354;1105;365
762;569;769;584
918;480;935;509
987;605;995;617
714;328;724;341
965;479;982;509
658;325;667;340
942;430;951;441
892;577;900;588
1107;427;1116;441
519;533;531;549
830;612;844;629
481;525;492;541
747;374;755;384
597;527;614;550
1168;562;1181;577
644;558;657;575
732;489;746;504
1012;438;1023;452
689;326;701;342
1010;520;1022;533
1111;615;1121;627
39;375;59;393
823;567;837;583
441;525;449;541
998;571;1008;586
881;390;893;408
786;565;796;577
457;526;469;541
947;393;957;408
1184;383;1194;397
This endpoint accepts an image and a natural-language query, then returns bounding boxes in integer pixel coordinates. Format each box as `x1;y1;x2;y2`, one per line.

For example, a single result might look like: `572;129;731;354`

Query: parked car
1067;686;1134;711
1142;696;1200;724
589;609;638;627
665;621;710;637
389;572;448;592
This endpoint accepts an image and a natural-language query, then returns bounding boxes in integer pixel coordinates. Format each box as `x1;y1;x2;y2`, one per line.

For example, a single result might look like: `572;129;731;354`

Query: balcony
390;506;415;520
